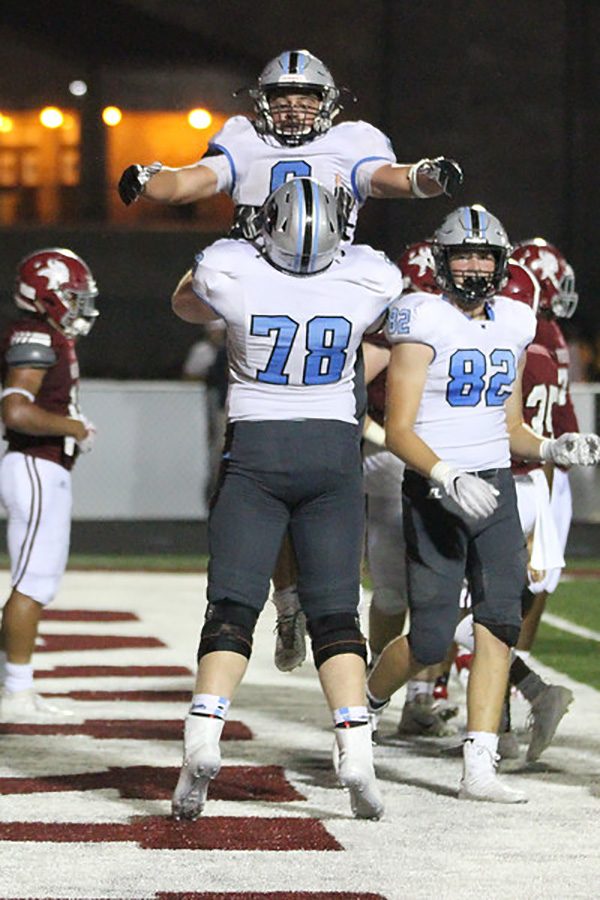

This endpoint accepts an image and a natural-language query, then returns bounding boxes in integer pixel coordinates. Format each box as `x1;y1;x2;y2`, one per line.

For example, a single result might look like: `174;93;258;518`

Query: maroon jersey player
0;248;98;722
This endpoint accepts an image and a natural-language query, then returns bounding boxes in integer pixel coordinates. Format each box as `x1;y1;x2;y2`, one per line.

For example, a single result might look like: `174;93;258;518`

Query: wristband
408;159;432;199
429;460;453;484
1;387;35;403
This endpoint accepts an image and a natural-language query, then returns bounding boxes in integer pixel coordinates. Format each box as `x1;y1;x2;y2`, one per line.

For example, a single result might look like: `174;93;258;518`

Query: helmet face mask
259;177;342;276
512;239;578;319
251;50;341;146
432;205;511;308
14;248;99;338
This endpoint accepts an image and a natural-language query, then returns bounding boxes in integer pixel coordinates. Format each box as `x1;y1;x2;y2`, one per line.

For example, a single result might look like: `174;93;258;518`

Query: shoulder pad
209;115;253;145
6;337;57;368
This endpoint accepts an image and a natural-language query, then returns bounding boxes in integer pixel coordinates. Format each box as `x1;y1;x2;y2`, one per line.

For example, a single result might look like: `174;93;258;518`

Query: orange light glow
102;106;122;126
40;107;64;129
188;108;212;130
0;114;14;134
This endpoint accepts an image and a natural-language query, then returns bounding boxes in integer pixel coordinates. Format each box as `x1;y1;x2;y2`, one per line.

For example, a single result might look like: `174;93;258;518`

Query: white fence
2;381;210;521
1;380;599;523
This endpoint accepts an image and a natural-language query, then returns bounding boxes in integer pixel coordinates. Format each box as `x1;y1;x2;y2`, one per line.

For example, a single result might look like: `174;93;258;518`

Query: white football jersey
192;240;403;423
200;116;396;237
385;292;537;470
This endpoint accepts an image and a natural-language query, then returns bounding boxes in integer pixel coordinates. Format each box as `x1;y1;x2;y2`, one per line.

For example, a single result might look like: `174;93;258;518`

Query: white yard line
542;611;600;642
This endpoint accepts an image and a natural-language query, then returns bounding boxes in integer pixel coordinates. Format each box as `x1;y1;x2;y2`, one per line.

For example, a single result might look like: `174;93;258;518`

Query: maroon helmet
397;240;439;294
14;248;99;338
511;238;577;318
500;259;540;314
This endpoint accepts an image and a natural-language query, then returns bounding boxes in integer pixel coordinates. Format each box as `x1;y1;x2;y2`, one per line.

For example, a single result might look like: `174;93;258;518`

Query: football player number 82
446;348;516;407
250;315;351;385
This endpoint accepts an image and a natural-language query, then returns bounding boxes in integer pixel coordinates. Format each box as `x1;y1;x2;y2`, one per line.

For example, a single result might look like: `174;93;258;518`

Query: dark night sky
1;0;599;375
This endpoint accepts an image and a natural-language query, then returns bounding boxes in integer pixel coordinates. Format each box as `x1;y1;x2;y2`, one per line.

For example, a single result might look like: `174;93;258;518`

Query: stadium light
188;108;212;130
69;80;88;97
0;114;14;134
40;107;64;129
102;106;122;126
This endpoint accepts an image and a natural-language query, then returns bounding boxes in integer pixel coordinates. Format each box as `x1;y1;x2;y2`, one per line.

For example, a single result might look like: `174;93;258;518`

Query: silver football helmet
259;177;343;275
432;205;512;306
250;50;341;146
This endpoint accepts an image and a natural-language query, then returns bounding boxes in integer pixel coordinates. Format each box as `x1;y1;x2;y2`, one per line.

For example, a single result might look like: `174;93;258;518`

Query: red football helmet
500;259;540;314
14;248;99;338
397;240;439;293
511;238;578;318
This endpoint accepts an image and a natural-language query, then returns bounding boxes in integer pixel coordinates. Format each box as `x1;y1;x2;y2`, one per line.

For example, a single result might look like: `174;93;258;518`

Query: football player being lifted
169;177;407;823
366;205;600;803
118;48;463;671
118;48;463;236
0;249;99;722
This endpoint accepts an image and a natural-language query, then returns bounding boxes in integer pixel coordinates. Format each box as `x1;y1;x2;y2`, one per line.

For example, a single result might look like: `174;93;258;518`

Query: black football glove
118;161;163;206
424;157;464;198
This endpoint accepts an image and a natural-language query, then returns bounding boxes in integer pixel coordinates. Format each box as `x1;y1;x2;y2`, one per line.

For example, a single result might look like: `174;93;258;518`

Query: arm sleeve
196;153;234;193
348;122;396;202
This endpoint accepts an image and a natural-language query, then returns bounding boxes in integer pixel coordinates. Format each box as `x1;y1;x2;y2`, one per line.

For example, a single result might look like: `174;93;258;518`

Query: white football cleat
334;724;384;820
172;714;224;820
458;739;528;804
0;688;74;722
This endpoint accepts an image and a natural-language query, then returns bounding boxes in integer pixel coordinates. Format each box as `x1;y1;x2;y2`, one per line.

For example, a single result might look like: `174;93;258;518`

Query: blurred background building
0;0;599;546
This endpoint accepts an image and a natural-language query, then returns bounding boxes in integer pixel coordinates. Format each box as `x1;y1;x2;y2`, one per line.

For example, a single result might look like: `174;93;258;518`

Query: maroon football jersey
512;342;560;476
534;316;579;435
365;332;391;427
1;316;80;470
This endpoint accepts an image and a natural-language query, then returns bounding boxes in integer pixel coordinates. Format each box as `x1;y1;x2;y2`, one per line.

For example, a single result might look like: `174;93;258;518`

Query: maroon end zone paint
34;665;193;678
0;817;341;851
0;765;304;802
0;719;252;740
36;634;165;652
41;610;140;621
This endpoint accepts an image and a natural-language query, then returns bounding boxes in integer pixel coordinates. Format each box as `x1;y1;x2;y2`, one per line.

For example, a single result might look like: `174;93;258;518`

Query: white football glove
430;461;499;519
540;432;600;467
75;415;97;454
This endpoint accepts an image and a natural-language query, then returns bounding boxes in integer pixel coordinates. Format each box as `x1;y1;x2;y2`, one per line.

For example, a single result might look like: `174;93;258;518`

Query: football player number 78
250;314;351;386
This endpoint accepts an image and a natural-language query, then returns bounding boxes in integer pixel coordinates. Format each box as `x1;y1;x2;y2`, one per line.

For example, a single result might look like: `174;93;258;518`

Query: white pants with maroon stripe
0;452;72;606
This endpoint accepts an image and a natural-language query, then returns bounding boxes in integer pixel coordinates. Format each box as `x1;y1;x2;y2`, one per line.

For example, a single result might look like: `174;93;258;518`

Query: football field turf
0;567;598;899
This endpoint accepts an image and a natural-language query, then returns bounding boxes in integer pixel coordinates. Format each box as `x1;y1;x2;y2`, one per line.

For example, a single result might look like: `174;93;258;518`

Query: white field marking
542;611;600;642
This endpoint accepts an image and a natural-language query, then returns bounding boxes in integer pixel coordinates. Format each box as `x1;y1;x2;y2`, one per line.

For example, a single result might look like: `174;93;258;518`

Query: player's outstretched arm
370;157;463;200
118;162;219;206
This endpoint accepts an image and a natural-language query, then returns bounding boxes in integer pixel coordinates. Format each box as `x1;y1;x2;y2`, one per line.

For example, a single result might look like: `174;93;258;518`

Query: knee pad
197;601;259;661
476;618;520;649
307;613;367;669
